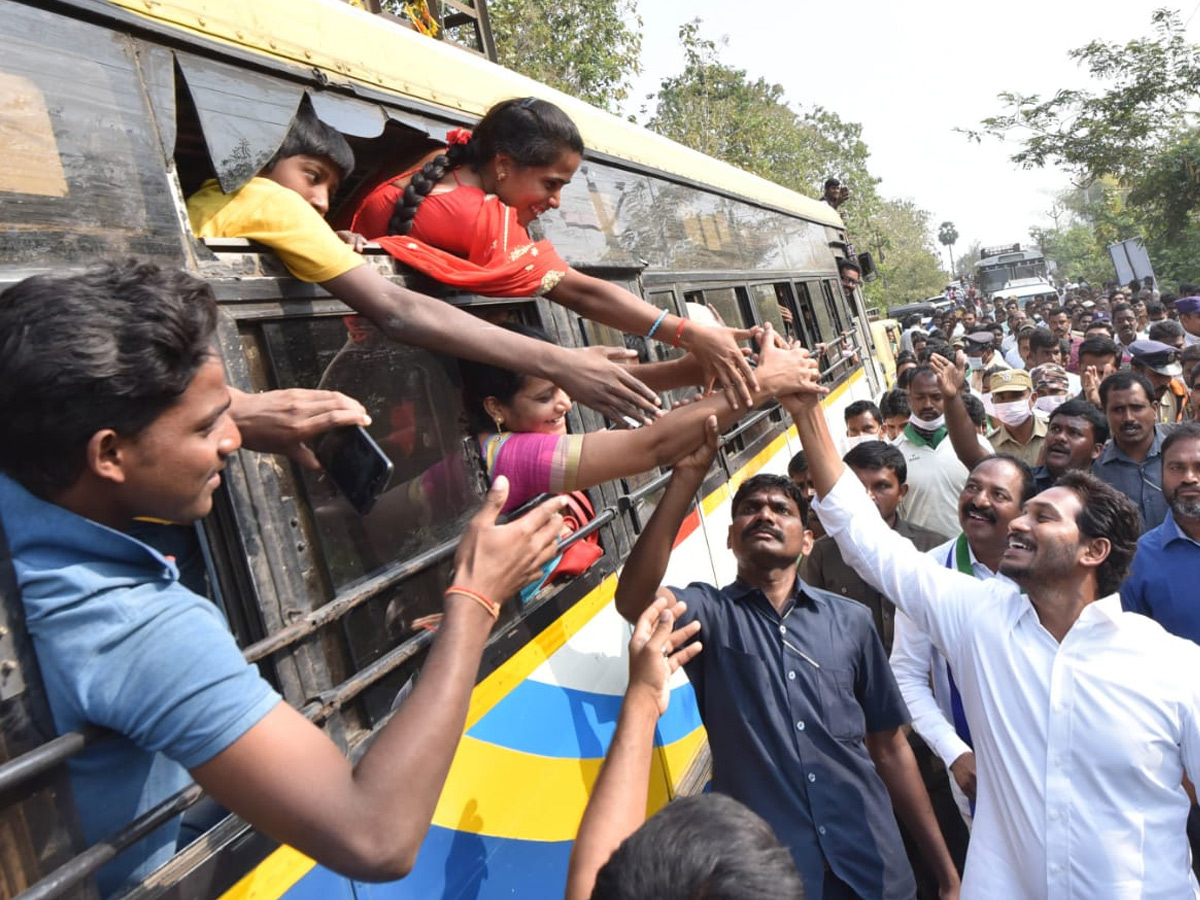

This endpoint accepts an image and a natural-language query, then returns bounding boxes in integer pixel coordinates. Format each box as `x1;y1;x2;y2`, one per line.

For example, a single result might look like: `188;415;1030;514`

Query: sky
622;1;1200;270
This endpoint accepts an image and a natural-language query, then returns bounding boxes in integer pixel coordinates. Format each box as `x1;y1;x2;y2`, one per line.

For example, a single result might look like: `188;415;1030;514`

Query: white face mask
909;412;945;431
846;433;883;449
966;356;985;370
992;399;1032;427
1035;394;1069;414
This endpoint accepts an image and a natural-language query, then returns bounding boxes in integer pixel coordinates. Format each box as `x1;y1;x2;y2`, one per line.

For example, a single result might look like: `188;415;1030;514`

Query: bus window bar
719;405;779;444
300;629;435;725
618;471;672;510
0;725;105;795
14;783;205;900
242;534;459;663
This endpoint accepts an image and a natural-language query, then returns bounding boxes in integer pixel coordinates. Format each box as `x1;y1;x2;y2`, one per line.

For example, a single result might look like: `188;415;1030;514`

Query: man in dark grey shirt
615;419;959;900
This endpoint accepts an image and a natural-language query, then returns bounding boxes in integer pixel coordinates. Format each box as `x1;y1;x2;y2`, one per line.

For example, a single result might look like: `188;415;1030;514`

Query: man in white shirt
893;363;993;537
891;454;1032;824
782;383;1200;900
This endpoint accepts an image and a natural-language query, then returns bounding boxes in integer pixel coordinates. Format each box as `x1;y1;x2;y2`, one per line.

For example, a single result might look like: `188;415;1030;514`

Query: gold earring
494;417;504;433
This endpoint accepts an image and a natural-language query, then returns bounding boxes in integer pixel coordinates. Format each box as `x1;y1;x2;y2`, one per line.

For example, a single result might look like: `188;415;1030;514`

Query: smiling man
783;383;1200;900
891;454;1032;825
0;261;564;897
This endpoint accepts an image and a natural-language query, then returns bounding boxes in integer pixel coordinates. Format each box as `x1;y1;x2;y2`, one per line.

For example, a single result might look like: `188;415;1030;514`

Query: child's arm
564;597;701;900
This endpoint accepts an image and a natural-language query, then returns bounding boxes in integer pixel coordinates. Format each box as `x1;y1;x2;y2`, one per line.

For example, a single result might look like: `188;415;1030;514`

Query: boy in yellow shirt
187;108;661;424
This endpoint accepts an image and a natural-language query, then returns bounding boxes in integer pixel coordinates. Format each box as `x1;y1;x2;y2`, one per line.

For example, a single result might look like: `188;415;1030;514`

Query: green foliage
486;0;643;110
973;10;1200;285
862;199;948;306
647;21;880;216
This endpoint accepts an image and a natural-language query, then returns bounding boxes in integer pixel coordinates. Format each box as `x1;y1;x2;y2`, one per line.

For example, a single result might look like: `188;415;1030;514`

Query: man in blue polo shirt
0;261;562;897
615;417;960;900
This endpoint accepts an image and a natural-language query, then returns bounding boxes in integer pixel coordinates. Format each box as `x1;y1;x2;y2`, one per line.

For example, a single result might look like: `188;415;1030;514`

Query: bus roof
107;0;843;228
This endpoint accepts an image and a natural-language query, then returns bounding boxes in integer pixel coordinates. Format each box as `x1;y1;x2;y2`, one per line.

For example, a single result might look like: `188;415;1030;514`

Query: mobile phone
314;425;394;516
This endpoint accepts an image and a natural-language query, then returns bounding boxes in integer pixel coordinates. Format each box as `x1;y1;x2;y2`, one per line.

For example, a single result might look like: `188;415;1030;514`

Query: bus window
750;283;787;335
259;315;480;589
0;5;185;270
793;281;823;345
697;286;751;330
821;279;846;334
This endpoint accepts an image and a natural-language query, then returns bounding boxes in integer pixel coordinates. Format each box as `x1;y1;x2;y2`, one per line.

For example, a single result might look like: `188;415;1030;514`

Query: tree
970;10;1200;287
937;221;959;277
647;21;881;219
485;0;643;111
862;199;947;306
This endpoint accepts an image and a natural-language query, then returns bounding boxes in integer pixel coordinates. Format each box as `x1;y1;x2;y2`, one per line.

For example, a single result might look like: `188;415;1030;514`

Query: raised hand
929;352;966;401
669;414;720;479
554;345;661;426
1082;365;1102;407
683;323;758;410
229;388;370;470
627;596;702;716
754;324;827;400
450;477;565;609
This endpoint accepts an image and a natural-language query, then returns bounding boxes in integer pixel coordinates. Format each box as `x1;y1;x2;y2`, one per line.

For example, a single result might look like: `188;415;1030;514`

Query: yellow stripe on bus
431;727;707;840
217;367;866;898
218;845;315;900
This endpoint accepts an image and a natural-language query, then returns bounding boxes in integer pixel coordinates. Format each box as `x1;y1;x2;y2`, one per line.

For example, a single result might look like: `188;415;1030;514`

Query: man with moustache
782;382;1200;900
616;420;961;900
1031;400;1109;493
891;455;1033;825
894;362;993;538
1093;371;1173;532
805;441;948;653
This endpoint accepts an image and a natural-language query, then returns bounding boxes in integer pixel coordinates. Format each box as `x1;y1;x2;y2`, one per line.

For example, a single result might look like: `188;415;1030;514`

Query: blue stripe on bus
338;827;571;900
465;679;701;758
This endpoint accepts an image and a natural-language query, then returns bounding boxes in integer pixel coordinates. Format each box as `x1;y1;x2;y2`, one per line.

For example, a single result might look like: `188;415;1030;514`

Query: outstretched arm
192;480;565;881
928;354;988;470
549;269;757;408
324;266;662;425
866;728;961;900
614;417;720;624
565;597;702;900
228;387;370;470
575;330;823;493
780;391;982;661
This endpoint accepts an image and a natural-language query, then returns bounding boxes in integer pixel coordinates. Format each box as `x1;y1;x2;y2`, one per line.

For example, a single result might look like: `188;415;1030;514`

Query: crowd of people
5;87;1200;900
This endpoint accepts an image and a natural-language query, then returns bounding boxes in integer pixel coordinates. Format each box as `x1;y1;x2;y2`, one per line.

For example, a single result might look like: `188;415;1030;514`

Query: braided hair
388;97;584;236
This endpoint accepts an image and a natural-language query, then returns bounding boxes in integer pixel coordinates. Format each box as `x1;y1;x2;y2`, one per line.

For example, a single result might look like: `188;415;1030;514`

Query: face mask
966;356;985;370
846;434;883;449
1035;394;1068;414
992;399;1032;427
909;412;945;431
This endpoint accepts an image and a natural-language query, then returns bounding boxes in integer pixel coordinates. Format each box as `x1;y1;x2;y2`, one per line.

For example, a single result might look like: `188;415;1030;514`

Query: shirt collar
1098;425;1165;465
725;575;812;612
0;472;179;579
1161;510;1200;548
991;413;1048;446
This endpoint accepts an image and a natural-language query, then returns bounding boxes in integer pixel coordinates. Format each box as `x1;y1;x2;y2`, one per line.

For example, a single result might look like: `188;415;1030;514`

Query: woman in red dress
346;97;758;408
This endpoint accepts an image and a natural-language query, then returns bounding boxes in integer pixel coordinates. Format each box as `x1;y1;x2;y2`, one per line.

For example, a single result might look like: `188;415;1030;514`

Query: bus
0;2;885;898
974;244;1049;297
